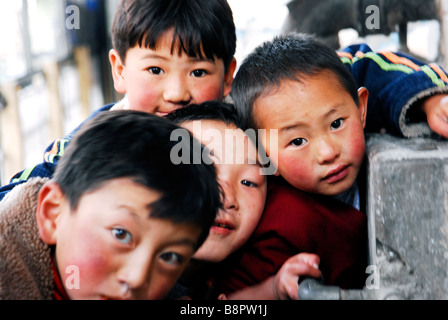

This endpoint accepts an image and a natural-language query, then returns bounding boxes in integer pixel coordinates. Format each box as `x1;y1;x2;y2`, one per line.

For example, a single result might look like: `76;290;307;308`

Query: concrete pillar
366;133;448;299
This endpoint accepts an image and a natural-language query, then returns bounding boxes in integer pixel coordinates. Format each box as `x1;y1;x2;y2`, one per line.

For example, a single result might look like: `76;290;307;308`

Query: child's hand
422;94;448;138
272;253;321;300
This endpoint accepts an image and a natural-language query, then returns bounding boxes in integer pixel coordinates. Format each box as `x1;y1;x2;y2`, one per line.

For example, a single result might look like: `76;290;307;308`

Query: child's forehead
140;28;217;61
253;72;356;128
181;119;260;166
254;71;347;110
183;119;247;141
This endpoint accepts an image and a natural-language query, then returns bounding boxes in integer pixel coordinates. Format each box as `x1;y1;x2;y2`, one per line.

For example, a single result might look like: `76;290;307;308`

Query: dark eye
191;69;207;77
290;138;307;147
331;118;344;130
112;228;133;245
160;252;183;265
148;67;163;75
241;180;257;187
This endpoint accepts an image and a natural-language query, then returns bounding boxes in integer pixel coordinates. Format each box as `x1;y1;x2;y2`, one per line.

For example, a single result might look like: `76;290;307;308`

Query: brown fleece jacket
0;178;53;300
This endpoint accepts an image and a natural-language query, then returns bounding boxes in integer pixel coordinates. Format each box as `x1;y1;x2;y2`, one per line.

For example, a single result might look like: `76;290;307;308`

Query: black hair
165;100;244;129
53;110;221;248
111;0;236;71
166;100;275;174
231;33;359;129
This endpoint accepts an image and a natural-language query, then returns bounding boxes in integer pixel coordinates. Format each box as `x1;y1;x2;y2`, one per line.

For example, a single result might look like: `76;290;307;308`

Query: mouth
210;219;235;235
322;165;350;184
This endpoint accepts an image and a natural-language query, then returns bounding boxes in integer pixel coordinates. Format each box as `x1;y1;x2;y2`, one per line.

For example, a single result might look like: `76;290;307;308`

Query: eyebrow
323;107;339;120
213;152;263;166
117;203;153;219
119;205;199;248
142;53;214;63
279;106;341;133
280;122;302;133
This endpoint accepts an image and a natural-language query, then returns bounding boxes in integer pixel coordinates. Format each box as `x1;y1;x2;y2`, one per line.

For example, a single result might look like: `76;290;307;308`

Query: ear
223;57;237;97
109;49;127;94
357;87;369;129
35;181;66;245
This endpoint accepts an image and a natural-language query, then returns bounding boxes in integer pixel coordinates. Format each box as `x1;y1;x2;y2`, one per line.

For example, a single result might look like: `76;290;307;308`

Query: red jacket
217;176;368;294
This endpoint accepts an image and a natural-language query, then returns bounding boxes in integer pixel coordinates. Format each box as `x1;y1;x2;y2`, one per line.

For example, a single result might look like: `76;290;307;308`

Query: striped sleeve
44;139;69;164
1;103;116;201
338;44;448;137
9;138;69;184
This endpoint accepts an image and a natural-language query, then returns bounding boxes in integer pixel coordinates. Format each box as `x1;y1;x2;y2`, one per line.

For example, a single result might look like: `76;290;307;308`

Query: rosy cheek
280;155;314;187
347;127;366;165
128;90;159;113
68;252;106;277
82;254;109;277
193;84;222;103
59;232;112;296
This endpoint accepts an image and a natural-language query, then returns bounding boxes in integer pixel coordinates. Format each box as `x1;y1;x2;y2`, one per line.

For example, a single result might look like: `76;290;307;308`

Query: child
165;101;321;300
0;0;237;200
0;110;221;300
218;33;448;295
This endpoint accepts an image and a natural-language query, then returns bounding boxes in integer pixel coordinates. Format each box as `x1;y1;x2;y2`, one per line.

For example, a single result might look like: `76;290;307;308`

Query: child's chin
194;246;229;263
312;181;354;198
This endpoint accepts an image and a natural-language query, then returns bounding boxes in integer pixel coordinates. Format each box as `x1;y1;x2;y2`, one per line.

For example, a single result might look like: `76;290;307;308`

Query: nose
315;136;340;165
220;180;239;212
162;74;192;106
118;251;153;291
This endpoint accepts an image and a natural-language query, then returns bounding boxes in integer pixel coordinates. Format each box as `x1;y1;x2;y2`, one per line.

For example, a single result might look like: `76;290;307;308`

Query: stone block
366;133;448;299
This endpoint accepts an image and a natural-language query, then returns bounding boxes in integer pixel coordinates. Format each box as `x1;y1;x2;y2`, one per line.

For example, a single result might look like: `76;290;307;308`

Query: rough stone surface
365;133;448;299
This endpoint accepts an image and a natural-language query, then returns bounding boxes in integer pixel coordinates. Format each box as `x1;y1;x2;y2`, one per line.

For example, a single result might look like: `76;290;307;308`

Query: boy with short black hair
219;33;448;295
0;110;221;300
0;0;237;200
108;0;236;115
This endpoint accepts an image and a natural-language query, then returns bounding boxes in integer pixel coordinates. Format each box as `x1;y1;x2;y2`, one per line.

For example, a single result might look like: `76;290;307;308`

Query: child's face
38;178;201;300
181;120;267;262
253;71;368;196
110;29;236;116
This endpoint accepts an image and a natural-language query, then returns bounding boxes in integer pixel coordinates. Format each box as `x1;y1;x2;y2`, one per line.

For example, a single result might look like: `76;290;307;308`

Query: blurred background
0;0;447;185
